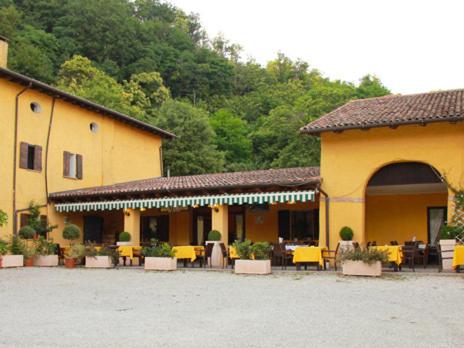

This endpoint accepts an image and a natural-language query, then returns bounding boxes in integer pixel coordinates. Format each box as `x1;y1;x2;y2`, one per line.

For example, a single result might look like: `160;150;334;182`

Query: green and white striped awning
54;190;316;213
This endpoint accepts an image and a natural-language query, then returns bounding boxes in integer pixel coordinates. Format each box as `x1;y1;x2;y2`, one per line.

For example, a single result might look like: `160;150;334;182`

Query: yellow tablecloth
452;245;464;269
370;245;403;266
229;246;239;259
118;246;142;260
172;246;196;262
194;246;205;256
292;246;324;266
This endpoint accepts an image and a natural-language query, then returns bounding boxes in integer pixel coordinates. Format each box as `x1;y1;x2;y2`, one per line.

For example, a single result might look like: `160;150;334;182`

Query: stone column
123;208;141;246
212;204;229;245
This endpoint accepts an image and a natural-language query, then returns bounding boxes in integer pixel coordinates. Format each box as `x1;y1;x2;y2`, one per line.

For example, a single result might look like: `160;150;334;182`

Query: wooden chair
322;242;340;271
272;243;293;270
401;244;418;271
366;241;377;248
352;242;360;250
219;243;229;268
390;241;399;245
203;243;214;268
193;246;205;268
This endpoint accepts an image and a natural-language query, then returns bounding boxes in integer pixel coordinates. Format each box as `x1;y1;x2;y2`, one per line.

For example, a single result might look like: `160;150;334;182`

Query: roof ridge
348;88;464;104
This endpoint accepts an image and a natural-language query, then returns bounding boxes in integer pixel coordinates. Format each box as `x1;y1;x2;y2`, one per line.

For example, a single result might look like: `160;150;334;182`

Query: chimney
0;35;8;69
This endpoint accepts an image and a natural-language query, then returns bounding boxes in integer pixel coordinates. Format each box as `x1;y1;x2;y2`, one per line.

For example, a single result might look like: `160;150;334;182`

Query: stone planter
439;239;456;271
342;260;382;277
0;255;24;268
339;240;355;252
234;259;271;275
34;255;59;267
144;257;177;271
85;256;113;268
206;241;224;268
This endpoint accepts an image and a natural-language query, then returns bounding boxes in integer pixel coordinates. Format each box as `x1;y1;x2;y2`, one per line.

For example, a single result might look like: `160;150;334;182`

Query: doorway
83;216;103;243
427;207;447;245
192;208;212;245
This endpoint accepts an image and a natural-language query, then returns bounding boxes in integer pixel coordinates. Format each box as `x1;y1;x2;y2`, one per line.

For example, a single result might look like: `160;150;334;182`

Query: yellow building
301;91;464;251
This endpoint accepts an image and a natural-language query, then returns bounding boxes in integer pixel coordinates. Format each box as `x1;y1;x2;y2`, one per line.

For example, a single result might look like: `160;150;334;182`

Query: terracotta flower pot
64;258;76;268
24;258;34;267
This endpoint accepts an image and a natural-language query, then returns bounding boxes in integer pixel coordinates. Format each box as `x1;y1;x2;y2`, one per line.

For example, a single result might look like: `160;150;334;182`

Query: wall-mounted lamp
124;208;131;216
140;208;146;212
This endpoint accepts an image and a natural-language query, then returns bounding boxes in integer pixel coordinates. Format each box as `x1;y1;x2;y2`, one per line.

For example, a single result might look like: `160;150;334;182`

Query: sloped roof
301;89;464;135
49;167;321;201
0;67;175;139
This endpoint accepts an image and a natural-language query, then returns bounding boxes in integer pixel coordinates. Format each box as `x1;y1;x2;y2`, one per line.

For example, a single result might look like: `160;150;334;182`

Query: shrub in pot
339;226;355;251
19;225;36;240
205;230;223;267
339;248;389;277
207;230;221;241
33;237;58;266
116;231;132;246
84;242;119;268
233;240;272;275
64;244;85;268
63;224;81;244
439;225;460;270
142;240;177;271
22;244;36;267
0;236;25;268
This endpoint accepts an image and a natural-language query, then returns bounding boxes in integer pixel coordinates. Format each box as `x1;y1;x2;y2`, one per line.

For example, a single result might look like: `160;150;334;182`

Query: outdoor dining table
292;246;324;270
370;245;403;268
172;246;197;262
229;246;239;259
452;245;464;272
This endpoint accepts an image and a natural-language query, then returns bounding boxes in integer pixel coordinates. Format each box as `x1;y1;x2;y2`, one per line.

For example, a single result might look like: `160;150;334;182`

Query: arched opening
365;162;448;246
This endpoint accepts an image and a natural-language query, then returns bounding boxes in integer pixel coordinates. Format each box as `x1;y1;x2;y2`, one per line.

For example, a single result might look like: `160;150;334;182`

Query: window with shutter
19;142;29;169
64;151;83;180
19;142;42;171
20;213;31;228
76;154;83;180
63;151;71;177
34;146;42;171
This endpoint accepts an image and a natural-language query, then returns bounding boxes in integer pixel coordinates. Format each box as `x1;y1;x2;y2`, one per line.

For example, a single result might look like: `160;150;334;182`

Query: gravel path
0;268;462;347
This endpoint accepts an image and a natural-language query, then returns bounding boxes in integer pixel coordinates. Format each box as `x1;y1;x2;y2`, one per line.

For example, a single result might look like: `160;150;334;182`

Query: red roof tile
301;89;464;134
49;167;320;201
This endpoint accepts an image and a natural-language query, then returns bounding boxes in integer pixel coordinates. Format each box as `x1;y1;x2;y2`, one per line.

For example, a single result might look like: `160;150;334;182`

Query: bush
251;241;271;260
142;240;175;258
339;226;354;241
338;248;389;265
63;224;81;242
10;235;25;255
22;244;36;259
19;225;36;239
0;209;8;227
233;240;253;260
119;231;131;242
440;225;462;240
84;242;119;266
34;236;57;256
65;243;85;260
207;230;221;241
0;240;8;256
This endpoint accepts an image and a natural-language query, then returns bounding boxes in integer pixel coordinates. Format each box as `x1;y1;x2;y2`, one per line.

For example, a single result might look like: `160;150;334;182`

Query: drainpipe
317;186;330;248
45;97;57;201
12;83;32;235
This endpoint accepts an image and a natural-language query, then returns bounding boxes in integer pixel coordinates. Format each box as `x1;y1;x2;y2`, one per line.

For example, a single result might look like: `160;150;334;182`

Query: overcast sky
168;0;464;94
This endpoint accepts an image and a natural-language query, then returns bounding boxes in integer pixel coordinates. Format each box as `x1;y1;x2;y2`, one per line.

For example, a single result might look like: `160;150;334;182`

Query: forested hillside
0;0;390;176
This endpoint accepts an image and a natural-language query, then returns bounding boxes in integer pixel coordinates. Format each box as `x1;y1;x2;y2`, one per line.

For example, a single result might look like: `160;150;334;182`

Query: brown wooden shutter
19;142;29;169
20;213;30;228
76;154;83;180
34;145;42;171
63;151;71;177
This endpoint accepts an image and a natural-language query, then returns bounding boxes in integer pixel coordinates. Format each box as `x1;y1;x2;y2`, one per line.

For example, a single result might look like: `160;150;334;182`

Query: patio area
0;268;462;347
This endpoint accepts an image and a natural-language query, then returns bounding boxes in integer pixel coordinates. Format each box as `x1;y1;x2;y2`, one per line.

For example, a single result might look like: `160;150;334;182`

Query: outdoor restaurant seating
219;243;229;268
322;242;340;271
204;243;214;268
271;243;293;269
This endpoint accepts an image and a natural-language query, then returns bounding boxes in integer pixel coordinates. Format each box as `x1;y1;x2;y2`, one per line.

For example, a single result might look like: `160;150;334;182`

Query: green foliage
440;225;462;240
22;244;36;259
27;201;57;237
0;209;8;227
118;231;131;242
62;224;81;242
0;239;9;256
18;225;36;239
84;242;119;265
338;248;389;265
207;230;221;241
65;243;86;260
33;236;57;256
250;241;271;260
233;239;253;260
142;239;175;258
339;226;354;241
9;235;25;255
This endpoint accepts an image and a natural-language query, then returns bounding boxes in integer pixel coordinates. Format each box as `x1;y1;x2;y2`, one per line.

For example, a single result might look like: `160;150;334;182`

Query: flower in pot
64;244;85;268
142;240;177;271
233;240;272;275
19;225;36;240
116;231;132;246
84;242;119;268
22;244;36;267
338;248;389;277
33;237;58;266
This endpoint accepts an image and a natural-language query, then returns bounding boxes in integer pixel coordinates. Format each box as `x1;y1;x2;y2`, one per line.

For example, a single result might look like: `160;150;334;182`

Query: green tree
356;74;390;99
154;100;224;175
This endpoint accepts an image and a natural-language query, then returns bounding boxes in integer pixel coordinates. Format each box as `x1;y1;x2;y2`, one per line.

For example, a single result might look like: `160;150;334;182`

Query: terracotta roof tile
49;167;320;201
301;89;464;134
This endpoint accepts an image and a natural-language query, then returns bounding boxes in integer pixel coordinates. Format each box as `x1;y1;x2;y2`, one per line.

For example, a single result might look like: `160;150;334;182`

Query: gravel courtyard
0;268;462;348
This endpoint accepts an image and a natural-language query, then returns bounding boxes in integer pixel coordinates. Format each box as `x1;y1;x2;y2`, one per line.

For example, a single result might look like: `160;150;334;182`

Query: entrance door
428;207;447;245
228;206;246;244
83;216;103;244
141;215;170;243
192;208;212;245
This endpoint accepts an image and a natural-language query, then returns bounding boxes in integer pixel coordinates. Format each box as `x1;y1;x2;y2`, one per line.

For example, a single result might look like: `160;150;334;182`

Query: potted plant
84;243;119;268
23;244;36;267
339;248;389;277
339;226;355;251
234;240;272;275
0;237;25;268
206;230;223;267
33;237;58;266
64;244;85;268
63;224;81;245
116;231;132;246
142;240;177;271
439;225;460;270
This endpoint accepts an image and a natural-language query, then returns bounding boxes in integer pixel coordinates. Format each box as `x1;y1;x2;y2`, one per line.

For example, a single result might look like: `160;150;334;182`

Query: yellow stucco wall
0;78;164;240
319;122;463;249
365;193;447;245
